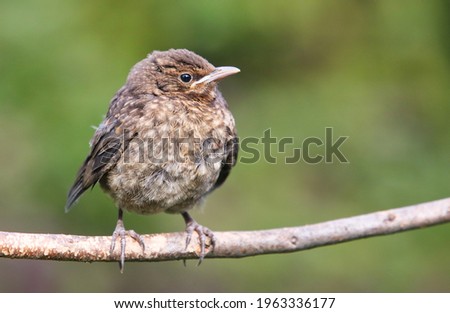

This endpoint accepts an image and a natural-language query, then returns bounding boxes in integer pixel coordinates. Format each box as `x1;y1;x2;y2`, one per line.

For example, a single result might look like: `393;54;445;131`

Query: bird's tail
65;175;89;212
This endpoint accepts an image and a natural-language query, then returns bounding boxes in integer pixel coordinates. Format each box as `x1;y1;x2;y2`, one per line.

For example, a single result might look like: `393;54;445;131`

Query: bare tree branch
1;198;449;263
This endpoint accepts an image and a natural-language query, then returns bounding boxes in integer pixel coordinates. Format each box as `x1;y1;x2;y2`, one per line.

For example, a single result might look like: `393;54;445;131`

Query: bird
65;49;240;271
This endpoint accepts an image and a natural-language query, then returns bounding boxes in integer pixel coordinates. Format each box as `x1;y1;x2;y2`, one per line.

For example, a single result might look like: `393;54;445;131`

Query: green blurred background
0;0;449;292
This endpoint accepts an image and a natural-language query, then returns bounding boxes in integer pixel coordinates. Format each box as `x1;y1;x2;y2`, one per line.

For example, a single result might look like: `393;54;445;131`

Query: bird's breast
100;98;236;215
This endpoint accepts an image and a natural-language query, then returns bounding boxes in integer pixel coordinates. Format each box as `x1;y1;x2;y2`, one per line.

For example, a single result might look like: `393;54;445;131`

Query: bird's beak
191;66;240;88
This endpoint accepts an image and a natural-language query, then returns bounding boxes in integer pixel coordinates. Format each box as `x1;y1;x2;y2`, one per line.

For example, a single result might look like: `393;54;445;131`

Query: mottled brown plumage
65;49;239;271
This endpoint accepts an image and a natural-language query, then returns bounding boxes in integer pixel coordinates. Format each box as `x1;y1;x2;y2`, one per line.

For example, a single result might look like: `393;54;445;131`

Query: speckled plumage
65;49;239;270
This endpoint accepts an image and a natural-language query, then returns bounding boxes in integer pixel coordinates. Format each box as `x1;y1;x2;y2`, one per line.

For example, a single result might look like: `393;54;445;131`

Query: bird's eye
179;73;192;83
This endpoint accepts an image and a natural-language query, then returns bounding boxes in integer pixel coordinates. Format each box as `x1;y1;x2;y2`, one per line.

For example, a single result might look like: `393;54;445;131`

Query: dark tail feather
65;177;88;212
65;129;119;212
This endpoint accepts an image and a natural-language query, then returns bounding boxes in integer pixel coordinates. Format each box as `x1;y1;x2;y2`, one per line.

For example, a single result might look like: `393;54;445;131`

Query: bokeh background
0;0;449;292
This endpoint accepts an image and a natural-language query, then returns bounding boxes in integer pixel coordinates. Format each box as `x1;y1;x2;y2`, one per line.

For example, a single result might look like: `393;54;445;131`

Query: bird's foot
182;212;216;265
110;219;145;273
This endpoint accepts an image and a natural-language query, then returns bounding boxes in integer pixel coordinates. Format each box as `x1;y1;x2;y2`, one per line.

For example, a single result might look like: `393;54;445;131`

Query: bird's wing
65;118;124;211
212;135;239;190
65;87;140;211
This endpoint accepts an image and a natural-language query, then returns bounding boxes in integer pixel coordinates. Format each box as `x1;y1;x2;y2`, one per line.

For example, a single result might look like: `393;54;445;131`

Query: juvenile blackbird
65;49;239;271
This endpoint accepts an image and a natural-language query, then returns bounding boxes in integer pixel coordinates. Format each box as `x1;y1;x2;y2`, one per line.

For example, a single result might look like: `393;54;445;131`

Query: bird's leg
181;211;216;264
110;208;145;273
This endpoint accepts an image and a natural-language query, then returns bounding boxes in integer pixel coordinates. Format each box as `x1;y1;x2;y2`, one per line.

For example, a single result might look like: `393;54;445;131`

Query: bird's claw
184;219;216;265
110;222;145;273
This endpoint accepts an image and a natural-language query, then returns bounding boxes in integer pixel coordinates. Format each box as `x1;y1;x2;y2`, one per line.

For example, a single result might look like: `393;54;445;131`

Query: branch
1;198;449;263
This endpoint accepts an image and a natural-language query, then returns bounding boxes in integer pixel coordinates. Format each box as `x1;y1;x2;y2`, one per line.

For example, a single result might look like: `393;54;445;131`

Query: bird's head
127;49;240;103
